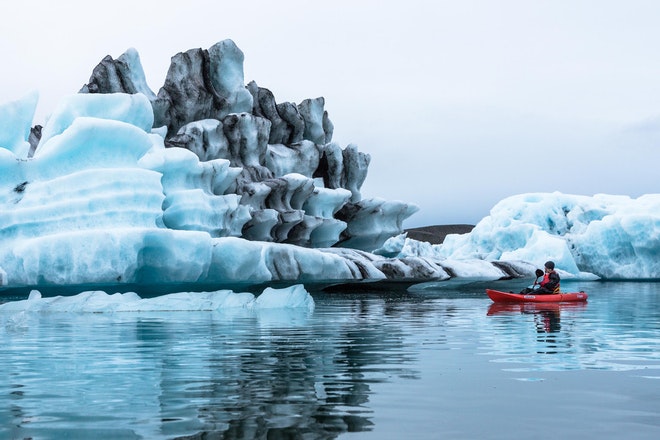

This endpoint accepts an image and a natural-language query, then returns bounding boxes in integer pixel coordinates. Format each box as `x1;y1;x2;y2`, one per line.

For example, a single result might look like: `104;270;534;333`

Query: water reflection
0;295;423;439
1;282;659;439
486;302;590;357
490;303;561;334
487;302;588;333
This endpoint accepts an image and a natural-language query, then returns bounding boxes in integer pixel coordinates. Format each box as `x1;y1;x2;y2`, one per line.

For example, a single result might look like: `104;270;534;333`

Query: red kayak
486;289;588;303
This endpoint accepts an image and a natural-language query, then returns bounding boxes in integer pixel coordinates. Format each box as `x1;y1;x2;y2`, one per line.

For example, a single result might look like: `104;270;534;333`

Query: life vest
541;271;561;293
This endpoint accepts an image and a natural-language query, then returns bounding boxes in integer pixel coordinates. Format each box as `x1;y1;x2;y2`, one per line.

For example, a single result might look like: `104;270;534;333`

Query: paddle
533;268;544;287
519;268;545;294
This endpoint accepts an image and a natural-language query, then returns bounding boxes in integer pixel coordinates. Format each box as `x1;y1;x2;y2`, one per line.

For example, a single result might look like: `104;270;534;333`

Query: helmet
544;261;555;270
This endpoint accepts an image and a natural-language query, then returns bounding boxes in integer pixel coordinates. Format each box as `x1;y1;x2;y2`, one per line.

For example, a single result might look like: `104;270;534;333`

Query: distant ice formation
391;192;660;280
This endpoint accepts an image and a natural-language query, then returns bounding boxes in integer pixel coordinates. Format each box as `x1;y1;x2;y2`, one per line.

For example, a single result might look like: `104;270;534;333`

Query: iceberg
394;192;660;280
0;40;433;290
1;39;658;292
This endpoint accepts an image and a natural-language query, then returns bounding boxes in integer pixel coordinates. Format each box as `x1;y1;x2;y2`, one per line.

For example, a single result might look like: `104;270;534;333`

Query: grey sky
2;0;659;227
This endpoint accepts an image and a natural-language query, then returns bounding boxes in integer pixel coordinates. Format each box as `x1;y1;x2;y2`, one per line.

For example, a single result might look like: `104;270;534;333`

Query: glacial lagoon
1;280;659;439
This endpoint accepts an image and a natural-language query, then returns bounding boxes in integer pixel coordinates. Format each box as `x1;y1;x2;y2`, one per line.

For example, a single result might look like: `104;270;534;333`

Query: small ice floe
0;284;314;314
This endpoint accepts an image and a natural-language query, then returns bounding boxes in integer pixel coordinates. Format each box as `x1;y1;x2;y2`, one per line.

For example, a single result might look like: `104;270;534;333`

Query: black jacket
540;271;560;292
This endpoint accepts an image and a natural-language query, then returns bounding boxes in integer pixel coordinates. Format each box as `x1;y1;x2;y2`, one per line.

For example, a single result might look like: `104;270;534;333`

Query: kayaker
521;261;561;294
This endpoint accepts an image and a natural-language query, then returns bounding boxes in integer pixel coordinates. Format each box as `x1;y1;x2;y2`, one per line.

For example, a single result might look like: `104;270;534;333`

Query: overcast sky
2;0;659;227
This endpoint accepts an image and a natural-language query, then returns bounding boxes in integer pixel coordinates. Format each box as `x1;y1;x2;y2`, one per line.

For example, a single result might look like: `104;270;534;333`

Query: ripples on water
1;281;659;439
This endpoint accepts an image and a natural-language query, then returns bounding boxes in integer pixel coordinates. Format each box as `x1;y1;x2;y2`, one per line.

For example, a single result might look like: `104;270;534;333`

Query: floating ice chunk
253;284;315;311
251;284;315;328
0;284;314;314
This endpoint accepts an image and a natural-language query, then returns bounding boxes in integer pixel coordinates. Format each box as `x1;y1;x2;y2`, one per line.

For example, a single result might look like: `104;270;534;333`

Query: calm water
1;280;659;439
